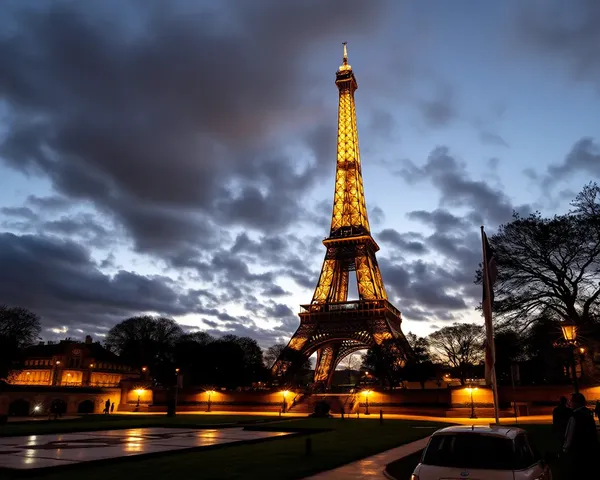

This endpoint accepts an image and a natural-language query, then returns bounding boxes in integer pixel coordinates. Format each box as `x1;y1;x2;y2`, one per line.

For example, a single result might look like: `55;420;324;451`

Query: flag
482;231;498;303
482;229;497;385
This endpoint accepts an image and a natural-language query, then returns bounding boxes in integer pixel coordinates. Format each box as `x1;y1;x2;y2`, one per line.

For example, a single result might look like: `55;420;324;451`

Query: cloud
544;137;600;185
479;131;509;148
0;232;192;335
518;0;600;90
0;0;386;262
397;147;529;226
418;86;457;129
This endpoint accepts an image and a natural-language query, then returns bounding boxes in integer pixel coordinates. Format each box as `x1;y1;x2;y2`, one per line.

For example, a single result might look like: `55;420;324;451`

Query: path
302;437;429;479
114;410;553;424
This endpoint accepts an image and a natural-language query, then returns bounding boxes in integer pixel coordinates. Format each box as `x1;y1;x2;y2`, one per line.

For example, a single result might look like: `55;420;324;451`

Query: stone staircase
287;393;358;416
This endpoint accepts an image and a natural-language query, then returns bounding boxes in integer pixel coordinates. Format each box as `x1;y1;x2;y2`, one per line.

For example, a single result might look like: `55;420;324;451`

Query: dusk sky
0;0;599;348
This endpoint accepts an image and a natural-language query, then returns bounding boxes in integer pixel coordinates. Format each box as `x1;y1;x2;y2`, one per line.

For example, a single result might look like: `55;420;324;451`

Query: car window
514;434;538;470
422;433;515;470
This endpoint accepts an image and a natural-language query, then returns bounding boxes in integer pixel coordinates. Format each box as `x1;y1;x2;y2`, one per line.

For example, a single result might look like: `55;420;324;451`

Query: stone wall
1;385;122;416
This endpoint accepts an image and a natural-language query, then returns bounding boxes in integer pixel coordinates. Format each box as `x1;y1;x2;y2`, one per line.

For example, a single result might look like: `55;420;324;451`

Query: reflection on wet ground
0;427;292;470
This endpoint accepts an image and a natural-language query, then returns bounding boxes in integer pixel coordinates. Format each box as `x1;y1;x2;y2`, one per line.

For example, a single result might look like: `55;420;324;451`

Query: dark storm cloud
0;0;387;260
543;137;600;185
378;229;428;255
0;232;195;334
406;209;472;233
379;257;468;322
518;0;600;90
398;147;530;226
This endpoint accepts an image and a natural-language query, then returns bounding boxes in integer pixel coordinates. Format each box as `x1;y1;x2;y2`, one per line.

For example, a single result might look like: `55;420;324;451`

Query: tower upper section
330;42;370;237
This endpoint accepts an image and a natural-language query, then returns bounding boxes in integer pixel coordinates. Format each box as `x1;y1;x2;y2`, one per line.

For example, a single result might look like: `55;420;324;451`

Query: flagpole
481;225;500;425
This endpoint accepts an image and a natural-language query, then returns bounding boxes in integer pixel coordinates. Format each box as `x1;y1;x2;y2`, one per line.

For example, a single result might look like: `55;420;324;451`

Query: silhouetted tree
402;333;436;389
428;323;484;385
361;339;404;388
105;315;183;385
0;305;41;381
476;183;600;331
493;329;526;385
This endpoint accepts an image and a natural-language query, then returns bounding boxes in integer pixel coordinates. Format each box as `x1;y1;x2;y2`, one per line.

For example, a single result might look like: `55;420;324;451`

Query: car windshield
422;433;515;470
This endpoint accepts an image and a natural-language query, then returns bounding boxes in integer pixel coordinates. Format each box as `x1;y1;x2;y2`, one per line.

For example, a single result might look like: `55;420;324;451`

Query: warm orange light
135;388;145;396
175;368;180;373
26;372;31;375
561;323;577;343
67;373;71;377
206;390;215;395
282;390;289;398
466;387;472;393
362;390;372;397
580;347;586;354
142;366;147;372
55;361;61;365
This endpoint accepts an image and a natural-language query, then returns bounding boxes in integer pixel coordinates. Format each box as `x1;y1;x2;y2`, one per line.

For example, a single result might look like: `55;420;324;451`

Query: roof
23;340;122;363
432;425;524;439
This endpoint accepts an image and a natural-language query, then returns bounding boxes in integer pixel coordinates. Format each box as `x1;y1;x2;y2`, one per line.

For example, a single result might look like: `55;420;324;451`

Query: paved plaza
0;427;292;470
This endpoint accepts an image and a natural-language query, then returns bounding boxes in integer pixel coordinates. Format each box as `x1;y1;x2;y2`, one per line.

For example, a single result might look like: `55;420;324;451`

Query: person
595;400;600;425
104;399;110;415
110;402;115;414
563;392;598;477
552;396;571;450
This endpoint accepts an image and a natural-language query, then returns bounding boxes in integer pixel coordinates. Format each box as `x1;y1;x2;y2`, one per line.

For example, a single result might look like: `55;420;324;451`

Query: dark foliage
0;305;41;381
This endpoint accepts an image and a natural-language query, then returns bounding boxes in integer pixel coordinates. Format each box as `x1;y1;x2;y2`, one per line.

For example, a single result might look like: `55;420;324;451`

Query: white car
411;425;552;480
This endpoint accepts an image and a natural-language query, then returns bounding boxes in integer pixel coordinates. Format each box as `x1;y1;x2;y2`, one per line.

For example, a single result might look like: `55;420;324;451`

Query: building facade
9;336;139;387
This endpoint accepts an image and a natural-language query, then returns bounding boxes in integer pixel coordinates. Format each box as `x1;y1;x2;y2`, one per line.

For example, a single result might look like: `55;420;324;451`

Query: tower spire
339;42;351;72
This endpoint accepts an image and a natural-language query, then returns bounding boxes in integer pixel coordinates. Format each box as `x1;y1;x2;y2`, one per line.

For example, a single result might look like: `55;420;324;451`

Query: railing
300;299;401;318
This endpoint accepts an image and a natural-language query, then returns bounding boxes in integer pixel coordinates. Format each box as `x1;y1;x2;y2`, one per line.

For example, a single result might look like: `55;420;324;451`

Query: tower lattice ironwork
272;44;413;387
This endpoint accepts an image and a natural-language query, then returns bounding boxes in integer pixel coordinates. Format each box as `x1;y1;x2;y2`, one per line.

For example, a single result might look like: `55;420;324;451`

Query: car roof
431;425;525;439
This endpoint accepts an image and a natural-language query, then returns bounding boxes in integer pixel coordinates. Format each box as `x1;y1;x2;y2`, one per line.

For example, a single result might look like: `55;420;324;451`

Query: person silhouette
552;396;571;450
563;393;598;477
104;399;110;415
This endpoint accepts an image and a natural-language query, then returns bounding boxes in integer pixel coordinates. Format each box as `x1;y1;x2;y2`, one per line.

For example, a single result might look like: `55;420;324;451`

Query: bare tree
477;183;600;331
428;323;484;385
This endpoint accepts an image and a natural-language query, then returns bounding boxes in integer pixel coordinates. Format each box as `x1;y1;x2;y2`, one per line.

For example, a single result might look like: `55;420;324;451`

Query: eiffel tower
273;43;413;388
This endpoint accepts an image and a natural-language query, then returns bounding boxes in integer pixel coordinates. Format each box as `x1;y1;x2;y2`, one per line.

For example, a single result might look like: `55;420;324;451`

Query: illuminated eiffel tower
273;44;413;388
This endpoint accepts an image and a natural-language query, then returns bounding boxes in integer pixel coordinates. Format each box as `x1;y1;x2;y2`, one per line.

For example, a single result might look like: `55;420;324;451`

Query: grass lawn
0;414;278;437
1;417;448;480
385;424;600;480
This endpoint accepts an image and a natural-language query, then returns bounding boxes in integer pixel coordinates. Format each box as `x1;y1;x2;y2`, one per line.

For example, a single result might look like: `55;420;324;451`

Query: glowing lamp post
206;390;215;412
281;390;289;413
174;368;181;413
560;322;580;393
362;390;372;415
135;389;144;412
466;387;478;419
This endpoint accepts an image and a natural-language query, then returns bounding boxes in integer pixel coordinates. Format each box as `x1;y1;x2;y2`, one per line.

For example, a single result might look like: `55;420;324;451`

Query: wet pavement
303;437;430;479
0;427;292;470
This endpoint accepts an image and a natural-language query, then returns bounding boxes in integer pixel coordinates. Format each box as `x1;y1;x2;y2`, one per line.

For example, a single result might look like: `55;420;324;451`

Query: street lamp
174;368;181;413
466;387;478;419
362;390;372;415
135;388;144;411
206;390;214;412
560;322;580;393
281;390;289;413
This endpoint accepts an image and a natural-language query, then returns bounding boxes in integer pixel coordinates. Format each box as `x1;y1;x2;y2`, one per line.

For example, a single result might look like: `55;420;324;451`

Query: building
8;335;139;387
